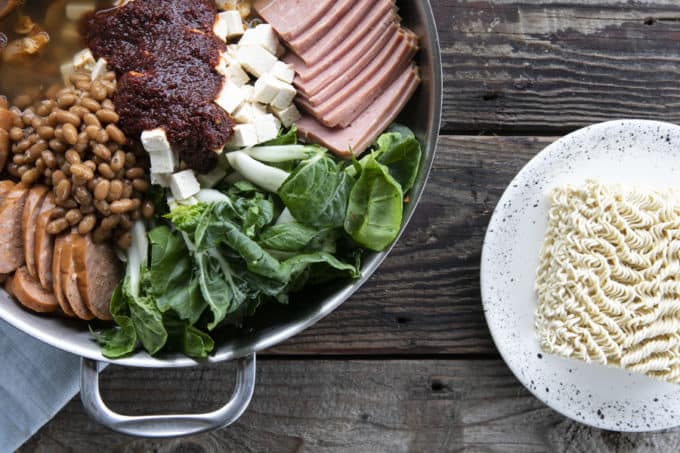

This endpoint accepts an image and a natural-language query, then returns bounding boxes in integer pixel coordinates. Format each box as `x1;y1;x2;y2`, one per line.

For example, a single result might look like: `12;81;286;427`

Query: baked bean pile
0;67;154;249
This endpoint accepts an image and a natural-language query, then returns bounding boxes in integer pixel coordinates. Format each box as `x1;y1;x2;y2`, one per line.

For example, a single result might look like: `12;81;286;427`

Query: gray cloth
0;320;79;453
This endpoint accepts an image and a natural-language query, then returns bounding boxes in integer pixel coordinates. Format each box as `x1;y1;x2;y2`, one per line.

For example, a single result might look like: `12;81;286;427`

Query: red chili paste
85;0;233;173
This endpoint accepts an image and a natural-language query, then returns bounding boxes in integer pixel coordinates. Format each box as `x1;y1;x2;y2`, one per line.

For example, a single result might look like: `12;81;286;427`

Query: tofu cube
253;114;281;143
253;102;268;116
253;73;280;104
197;166;227;188
270;82;297;110
232;102;257;124
271;103;301;128
270;61;295;84
141;129;177;173
170;170;201;200
236;44;277;78
60;62;75;86
241;84;255;101
90;58;108;81
218;63;249;87
151;173;171;188
73;48;95;70
239;24;279;55
65;3;95;21
215;81;247;114
213;11;243;41
229;124;258;148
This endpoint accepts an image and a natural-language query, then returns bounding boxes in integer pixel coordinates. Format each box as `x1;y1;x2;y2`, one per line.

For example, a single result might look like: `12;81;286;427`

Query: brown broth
0;0;113;101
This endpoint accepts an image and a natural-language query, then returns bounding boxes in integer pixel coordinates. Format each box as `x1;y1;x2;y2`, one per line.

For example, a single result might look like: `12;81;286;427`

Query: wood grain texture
21;359;680;453
270;135;553;355
437;0;680;133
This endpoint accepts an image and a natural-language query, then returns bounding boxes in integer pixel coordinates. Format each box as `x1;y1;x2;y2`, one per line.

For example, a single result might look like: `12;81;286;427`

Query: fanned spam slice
0;184;29;274
11;267;58;313
22;185;48;278
72;233;121;321
60;233;95;320
52;233;75;318
34;193;56;291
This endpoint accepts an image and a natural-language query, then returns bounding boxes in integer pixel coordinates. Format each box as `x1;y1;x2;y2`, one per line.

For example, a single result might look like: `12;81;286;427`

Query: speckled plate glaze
481;120;680;432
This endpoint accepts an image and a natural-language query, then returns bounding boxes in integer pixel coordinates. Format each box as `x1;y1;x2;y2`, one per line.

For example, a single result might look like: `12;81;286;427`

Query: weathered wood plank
438;0;680;133
271;135;553;355
20;359;680;452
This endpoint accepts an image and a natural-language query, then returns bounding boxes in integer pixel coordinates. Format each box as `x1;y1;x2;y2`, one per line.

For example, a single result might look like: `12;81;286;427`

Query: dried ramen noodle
535;180;680;384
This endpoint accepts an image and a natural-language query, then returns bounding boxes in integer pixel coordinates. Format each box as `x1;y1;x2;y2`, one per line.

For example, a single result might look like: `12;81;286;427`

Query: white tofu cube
60;62;75;86
213;11;243;41
239;24;279;55
170;170;201;200
253;73;280;104
232;103;256;124
218;63;249;87
270;61;295;84
151;173;171;188
73;48;95;70
271;103;301;128
222;11;244;38
66;3;95;20
197;166;227;188
270;82;297;110
141;129;177;173
236;45;277;78
253;102;268;116
141;128;171;154
215;81;247;114
254;114;281;143
90;58;108;81
229;124;258;148
241;84;255;101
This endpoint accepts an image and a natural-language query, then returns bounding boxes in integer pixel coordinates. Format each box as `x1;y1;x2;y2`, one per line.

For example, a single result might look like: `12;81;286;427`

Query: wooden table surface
22;1;680;451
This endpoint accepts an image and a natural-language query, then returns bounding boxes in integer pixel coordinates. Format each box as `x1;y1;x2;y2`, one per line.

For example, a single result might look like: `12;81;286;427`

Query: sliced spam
297;65;420;156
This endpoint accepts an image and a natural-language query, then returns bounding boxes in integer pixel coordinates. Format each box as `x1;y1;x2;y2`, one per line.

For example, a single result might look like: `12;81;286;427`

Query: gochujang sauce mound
85;0;234;172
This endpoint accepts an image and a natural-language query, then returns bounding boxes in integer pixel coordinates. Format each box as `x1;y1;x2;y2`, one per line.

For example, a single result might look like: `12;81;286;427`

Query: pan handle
79;354;256;437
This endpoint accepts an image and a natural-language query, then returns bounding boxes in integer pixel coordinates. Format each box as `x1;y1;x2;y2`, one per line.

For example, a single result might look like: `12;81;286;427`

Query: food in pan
536;180;680;384
0;0;422;359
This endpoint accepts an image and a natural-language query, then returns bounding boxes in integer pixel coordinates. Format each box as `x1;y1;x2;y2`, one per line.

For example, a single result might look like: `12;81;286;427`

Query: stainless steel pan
0;0;442;437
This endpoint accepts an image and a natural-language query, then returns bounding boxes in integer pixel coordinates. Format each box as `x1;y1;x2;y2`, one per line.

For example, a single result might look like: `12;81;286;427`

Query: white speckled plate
481;120;680;432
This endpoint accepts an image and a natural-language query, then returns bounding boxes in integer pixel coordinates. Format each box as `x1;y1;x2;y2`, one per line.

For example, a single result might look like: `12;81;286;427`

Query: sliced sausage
52;233;75;318
10;266;59;313
4;271;14;296
34;192;56;291
22;185;49;278
0;180;15;202
0;184;29;273
60;233;95;320
72;233;121;320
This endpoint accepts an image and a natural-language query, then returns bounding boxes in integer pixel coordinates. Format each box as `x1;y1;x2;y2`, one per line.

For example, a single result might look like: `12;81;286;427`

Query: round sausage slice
0;184;29;274
52;233;75;318
60;233;95;320
10;266;59;313
22;185;48;278
34;192;56;291
72;233;121;320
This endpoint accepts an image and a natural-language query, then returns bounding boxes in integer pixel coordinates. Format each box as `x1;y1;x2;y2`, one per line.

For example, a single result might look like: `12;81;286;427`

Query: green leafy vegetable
372;124;422;192
259;222;321;252
278;153;354;228
148;226;205;324
262;125;297;146
90;283;137;358
344;155;404;251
